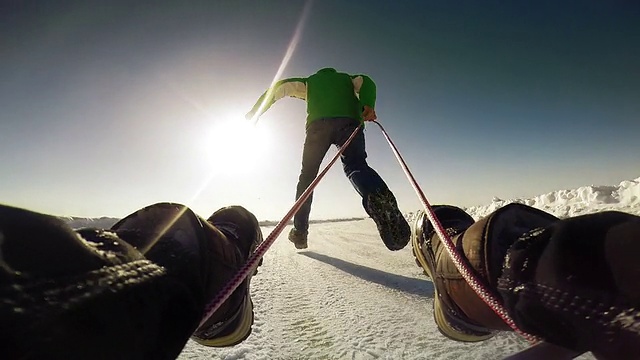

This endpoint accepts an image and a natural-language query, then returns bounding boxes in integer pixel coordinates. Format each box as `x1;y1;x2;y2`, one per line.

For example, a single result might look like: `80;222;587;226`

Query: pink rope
369;120;539;343
198;124;363;328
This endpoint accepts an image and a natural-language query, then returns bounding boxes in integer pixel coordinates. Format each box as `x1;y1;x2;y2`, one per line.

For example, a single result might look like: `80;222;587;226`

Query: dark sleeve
497;211;640;358
0;204;199;360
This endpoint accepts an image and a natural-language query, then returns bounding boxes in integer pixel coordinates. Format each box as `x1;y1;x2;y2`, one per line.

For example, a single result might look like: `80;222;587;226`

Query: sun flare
202;112;272;175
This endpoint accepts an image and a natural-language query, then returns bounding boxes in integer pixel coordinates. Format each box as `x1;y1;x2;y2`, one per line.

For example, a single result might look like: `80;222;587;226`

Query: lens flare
184;0;313;217
249;0;314;125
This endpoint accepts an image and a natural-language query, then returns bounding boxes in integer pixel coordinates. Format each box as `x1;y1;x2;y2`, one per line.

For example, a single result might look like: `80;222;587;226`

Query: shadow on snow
299;251;434;298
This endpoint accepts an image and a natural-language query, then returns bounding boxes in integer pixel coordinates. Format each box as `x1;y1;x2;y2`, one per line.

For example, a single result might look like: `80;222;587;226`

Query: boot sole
191;295;254;347
368;193;410;251
289;238;308;249
292;241;308;249
411;210;494;342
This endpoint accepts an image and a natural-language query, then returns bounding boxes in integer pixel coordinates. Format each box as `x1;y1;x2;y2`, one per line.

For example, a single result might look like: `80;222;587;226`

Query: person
410;203;640;359
245;67;410;251
0;202;263;360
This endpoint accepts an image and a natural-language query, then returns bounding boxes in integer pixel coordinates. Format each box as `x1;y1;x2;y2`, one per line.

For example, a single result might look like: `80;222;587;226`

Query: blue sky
1;0;639;221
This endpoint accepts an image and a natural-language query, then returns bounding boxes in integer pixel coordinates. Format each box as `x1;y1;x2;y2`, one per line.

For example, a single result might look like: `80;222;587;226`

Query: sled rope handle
370;120;539;343
198;124;363;328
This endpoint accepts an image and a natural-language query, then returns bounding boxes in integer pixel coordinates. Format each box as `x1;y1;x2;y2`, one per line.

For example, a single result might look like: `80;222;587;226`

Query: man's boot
497;209;640;358
0;203;194;359
0;202;264;358
288;228;308;249
366;188;410;251
110;203;264;348
411;203;558;342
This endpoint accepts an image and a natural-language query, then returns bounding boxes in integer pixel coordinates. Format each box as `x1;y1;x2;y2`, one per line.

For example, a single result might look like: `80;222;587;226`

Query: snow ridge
464;177;640;220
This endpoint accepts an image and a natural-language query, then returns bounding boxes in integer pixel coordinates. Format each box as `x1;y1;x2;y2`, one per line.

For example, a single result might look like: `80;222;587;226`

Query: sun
201;112;272;176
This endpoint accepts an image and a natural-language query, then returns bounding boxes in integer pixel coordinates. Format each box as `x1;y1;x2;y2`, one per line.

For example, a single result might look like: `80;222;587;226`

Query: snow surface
63;176;639;359
174;177;639;359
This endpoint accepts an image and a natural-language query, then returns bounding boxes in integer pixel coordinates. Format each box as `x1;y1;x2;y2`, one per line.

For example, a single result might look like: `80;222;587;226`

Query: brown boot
498;209;640;358
411;204;559;342
0;203;193;359
112;203;264;348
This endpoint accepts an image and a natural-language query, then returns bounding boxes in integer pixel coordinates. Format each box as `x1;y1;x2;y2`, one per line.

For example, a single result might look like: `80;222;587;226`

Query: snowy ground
180;219;530;360
177;177;640;359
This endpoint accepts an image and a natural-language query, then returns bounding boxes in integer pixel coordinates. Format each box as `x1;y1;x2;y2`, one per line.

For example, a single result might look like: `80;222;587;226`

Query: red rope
198;119;538;344
369;120;539;343
198;124;363;328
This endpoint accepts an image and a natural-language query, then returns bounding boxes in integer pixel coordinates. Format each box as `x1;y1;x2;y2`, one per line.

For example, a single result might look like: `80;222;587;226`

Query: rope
369;120;539;343
199;119;538;344
198;124;363;328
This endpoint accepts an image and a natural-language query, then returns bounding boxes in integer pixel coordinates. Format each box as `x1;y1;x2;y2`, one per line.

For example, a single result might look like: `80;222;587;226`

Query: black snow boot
195;205;264;346
0;203;188;360
288;228;308;249
366;189;410;251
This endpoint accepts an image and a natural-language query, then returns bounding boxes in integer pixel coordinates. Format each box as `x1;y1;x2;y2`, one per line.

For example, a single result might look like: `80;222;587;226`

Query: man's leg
0;202;263;359
111;203;263;348
0;203;198;359
334;118;409;251
292;120;332;248
333;118;386;198
411;204;557;342
498;210;640;359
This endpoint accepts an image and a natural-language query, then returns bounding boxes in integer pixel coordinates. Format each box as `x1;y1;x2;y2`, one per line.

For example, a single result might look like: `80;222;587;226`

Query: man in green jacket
246;67;410;251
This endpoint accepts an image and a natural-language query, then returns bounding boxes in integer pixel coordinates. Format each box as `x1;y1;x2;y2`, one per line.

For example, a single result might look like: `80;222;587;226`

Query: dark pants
294;117;388;231
497;210;640;358
0;203;252;360
0;203;206;360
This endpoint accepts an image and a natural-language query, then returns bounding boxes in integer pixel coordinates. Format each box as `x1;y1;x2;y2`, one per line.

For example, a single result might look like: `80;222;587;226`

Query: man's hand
362;106;377;122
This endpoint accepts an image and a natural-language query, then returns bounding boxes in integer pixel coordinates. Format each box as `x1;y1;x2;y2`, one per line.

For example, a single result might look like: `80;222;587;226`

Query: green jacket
247;68;376;125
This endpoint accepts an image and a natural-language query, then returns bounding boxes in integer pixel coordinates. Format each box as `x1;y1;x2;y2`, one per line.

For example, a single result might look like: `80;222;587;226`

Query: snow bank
464;177;640;220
